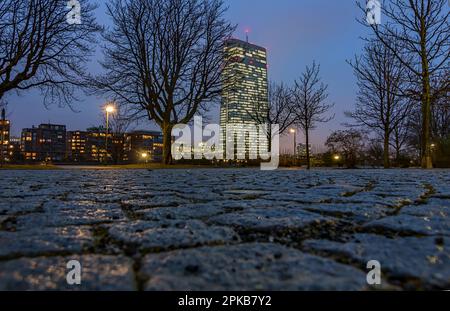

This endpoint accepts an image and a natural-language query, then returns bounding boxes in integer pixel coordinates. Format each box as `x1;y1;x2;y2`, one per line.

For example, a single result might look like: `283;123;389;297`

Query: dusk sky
6;0;371;151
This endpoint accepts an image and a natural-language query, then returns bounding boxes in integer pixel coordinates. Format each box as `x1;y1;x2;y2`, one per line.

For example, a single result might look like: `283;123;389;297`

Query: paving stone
0;255;135;290
14;203;125;229
0;199;45;215
209;207;335;231
108;220;239;251
141;243;368;290
363;214;450;236
0;226;94;259
301;203;391;222
304;234;450;289
401;203;449;217
0;169;449;291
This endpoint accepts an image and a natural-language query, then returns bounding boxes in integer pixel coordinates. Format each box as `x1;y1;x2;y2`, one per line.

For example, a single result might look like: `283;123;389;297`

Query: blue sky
6;0;370;150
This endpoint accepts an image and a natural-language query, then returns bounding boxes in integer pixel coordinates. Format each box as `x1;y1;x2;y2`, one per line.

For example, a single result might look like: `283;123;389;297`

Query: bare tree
391;115;410;162
94;0;235;164
247;82;297;151
293;62;334;169
325;129;366;168
430;71;450;140
406;71;449;163
346;40;411;168
359;0;449;168
366;138;384;167
0;0;101;106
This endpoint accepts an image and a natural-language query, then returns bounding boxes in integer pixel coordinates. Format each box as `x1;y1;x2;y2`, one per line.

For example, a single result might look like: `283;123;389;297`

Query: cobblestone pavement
0;169;449;290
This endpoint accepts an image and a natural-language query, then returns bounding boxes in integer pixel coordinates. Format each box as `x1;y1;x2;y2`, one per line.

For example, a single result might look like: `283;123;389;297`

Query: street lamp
141;152;149;164
105;104;115;164
290;129;297;158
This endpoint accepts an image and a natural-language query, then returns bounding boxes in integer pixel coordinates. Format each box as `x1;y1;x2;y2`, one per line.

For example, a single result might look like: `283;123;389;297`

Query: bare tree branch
0;0;101;107
357;0;449;168
346;39;412;167
92;0;235;164
293;61;334;169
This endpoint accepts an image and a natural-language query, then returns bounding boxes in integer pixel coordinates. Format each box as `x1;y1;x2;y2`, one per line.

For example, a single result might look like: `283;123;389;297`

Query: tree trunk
162;123;173;165
420;25;433;169
383;130;390;169
306;129;310;170
421;80;433;169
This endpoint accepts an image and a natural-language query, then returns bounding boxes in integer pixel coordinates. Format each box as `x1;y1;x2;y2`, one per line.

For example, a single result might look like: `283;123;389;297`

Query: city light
290;128;296;134
141;152;148;158
334;155;341;161
105;105;115;113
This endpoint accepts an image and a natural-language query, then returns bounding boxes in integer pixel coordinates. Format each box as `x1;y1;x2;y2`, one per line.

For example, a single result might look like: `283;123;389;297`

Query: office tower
220;38;269;160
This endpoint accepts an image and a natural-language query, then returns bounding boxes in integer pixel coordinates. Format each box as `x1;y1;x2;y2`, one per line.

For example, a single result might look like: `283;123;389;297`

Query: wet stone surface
0;169;449;290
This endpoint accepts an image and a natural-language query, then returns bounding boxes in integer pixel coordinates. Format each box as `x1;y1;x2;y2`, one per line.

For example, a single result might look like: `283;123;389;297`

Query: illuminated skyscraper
220;38;269;160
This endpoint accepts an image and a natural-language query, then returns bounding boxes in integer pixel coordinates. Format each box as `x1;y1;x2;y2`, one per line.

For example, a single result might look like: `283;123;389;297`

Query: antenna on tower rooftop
245;28;250;43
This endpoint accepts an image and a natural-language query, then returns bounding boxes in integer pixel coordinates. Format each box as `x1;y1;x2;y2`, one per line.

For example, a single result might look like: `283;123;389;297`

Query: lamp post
333;154;341;166
141;152;149;164
105;104;115;164
290;129;297;158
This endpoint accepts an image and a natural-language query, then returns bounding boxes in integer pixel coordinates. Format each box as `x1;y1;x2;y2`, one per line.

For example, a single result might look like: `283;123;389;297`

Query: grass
0;163;225;170
0;164;61;170
83;163;220;170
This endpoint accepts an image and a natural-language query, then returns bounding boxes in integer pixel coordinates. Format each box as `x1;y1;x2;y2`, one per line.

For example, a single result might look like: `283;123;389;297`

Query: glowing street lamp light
334;155;341;161
106;105;115;114
290;129;297;158
141;152;149;164
104;104;115;164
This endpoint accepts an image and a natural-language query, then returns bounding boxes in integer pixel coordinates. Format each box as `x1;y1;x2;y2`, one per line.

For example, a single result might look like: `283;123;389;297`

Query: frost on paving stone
400;202;449;217
0;169;449;290
140;243;368;291
301;202;391;222
13;203;125;229
304;234;450;289
363;214;450;236
0;199;45;215
108;220;239;251
0;255;135;290
209;207;335;231
136;202;228;221
0;226;94;259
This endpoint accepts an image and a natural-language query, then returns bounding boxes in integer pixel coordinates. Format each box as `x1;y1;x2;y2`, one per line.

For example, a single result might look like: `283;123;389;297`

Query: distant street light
334;155;341;161
141;152;149;163
290;129;296;158
104;104;115;164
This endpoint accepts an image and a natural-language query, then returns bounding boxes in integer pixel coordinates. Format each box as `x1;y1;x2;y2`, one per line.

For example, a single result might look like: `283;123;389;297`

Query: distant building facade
67;128;124;164
296;143;312;158
220;38;269;160
67;131;88;162
21;124;66;162
9;137;21;162
66;129;162;163
0;109;11;162
123;131;163;163
14;120;164;164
